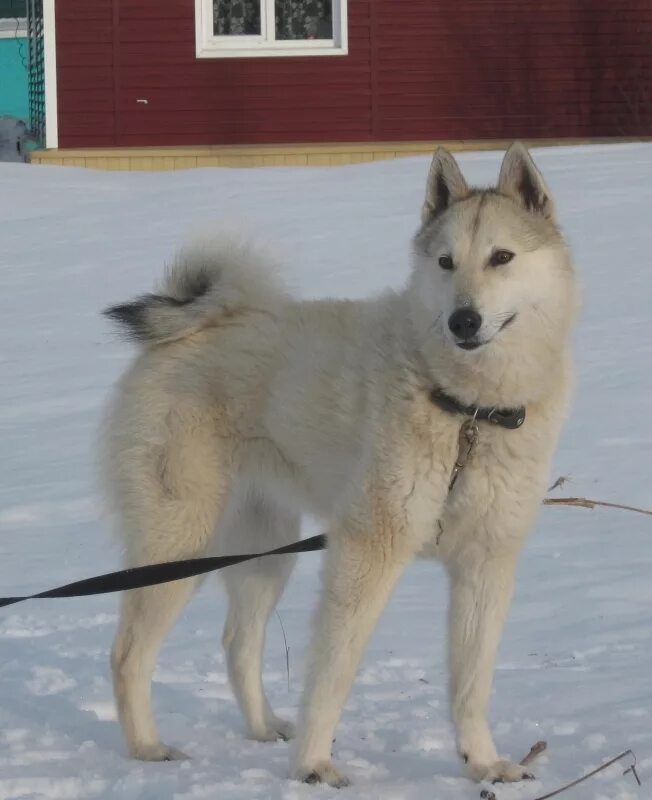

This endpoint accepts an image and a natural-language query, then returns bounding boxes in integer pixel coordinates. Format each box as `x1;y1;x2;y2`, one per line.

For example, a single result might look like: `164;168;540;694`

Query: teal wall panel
0;36;28;120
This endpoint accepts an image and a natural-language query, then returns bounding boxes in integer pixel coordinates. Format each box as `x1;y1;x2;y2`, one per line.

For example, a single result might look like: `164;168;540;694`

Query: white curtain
213;0;260;35
275;0;332;40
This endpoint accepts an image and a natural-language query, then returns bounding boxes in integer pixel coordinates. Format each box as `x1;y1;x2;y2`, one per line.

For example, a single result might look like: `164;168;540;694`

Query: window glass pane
213;0;261;36
0;0;27;18
275;0;332;40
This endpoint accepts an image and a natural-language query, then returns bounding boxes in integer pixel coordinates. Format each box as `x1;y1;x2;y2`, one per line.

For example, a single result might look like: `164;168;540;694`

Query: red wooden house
31;0;652;166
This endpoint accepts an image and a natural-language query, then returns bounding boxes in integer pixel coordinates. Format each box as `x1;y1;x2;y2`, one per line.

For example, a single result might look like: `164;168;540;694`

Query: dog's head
409;144;578;402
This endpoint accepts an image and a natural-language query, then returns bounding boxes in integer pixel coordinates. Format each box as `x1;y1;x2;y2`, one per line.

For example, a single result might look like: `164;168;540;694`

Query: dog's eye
438;255;454;271
490;249;514;267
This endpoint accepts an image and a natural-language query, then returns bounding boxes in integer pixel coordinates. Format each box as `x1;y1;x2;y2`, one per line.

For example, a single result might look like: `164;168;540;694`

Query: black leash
0;534;327;610
0;390;525;611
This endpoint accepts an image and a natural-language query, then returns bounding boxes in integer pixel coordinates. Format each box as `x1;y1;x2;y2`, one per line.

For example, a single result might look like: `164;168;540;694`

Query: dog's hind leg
221;491;299;742
112;580;200;761
110;422;229;762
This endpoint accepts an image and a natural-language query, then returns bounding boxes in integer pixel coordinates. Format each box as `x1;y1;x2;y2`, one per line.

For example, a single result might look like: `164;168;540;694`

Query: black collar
430;389;526;430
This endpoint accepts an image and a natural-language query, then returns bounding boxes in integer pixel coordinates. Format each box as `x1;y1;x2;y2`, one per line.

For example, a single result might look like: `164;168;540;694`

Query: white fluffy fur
102;144;578;786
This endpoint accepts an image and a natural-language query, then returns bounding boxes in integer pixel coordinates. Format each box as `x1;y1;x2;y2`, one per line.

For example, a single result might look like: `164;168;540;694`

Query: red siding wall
55;0;652;149
373;0;652;140
56;0;115;147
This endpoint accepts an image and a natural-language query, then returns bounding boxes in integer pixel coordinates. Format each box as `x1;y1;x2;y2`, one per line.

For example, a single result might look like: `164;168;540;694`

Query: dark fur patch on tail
103;295;154;341
104;264;216;342
103;293;193;341
172;266;213;303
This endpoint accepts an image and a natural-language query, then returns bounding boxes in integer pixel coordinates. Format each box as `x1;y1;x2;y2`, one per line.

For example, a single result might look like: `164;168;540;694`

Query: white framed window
195;0;347;58
0;0;26;39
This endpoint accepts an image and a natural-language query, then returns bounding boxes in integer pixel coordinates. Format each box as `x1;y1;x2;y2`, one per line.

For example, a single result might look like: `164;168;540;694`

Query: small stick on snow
543;477;652;515
624;763;642;787
547;476;570;492
275;610;291;692
530;748;640;800
520;740;547;766
542;496;652;516
483;748;640;800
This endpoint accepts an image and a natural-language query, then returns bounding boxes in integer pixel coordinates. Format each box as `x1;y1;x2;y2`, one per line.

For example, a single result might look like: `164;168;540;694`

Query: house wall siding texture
55;0;652;149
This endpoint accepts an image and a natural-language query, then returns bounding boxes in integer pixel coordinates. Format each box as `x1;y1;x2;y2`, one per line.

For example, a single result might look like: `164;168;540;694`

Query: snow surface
0;145;651;800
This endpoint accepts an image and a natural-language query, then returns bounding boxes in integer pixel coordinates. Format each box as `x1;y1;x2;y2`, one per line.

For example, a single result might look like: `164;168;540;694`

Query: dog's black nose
448;308;482;340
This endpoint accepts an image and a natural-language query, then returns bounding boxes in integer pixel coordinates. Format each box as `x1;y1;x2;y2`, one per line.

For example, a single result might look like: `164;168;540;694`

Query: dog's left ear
498;143;556;220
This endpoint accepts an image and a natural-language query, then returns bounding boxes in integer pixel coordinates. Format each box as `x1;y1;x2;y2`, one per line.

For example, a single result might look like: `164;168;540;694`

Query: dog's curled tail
104;235;287;345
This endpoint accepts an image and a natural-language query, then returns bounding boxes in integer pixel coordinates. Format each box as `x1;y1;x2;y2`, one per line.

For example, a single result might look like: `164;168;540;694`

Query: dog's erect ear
498;143;555;220
421;148;469;224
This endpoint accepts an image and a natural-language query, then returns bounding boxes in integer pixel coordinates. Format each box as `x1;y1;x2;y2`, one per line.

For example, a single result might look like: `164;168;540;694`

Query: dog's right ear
498;142;555;220
421;148;469;224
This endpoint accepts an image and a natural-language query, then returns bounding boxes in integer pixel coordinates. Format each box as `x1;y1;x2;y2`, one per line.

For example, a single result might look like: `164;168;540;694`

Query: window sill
0;18;27;38
196;43;348;59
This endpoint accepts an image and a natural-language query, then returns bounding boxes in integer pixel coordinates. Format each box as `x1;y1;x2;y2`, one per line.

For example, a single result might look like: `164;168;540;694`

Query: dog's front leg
292;525;413;787
448;550;533;784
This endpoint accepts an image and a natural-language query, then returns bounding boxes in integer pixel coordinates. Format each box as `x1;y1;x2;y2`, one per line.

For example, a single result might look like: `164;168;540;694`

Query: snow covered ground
0;145;651;800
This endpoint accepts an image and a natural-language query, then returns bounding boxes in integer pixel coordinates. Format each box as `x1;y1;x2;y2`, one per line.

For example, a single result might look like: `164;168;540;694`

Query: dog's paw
131;743;190;762
295;760;351;788
465;757;534;784
248;717;296;742
271;717;296;741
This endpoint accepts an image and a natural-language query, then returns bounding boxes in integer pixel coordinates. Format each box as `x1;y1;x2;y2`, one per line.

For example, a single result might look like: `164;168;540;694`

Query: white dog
103;143;577;786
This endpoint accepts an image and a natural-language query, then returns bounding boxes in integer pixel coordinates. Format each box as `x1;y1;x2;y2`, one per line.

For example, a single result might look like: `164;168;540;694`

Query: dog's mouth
454;313;517;351
499;313;517;332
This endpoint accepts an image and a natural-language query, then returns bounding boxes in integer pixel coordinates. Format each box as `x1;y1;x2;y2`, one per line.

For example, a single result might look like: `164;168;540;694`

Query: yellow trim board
29;138;651;171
